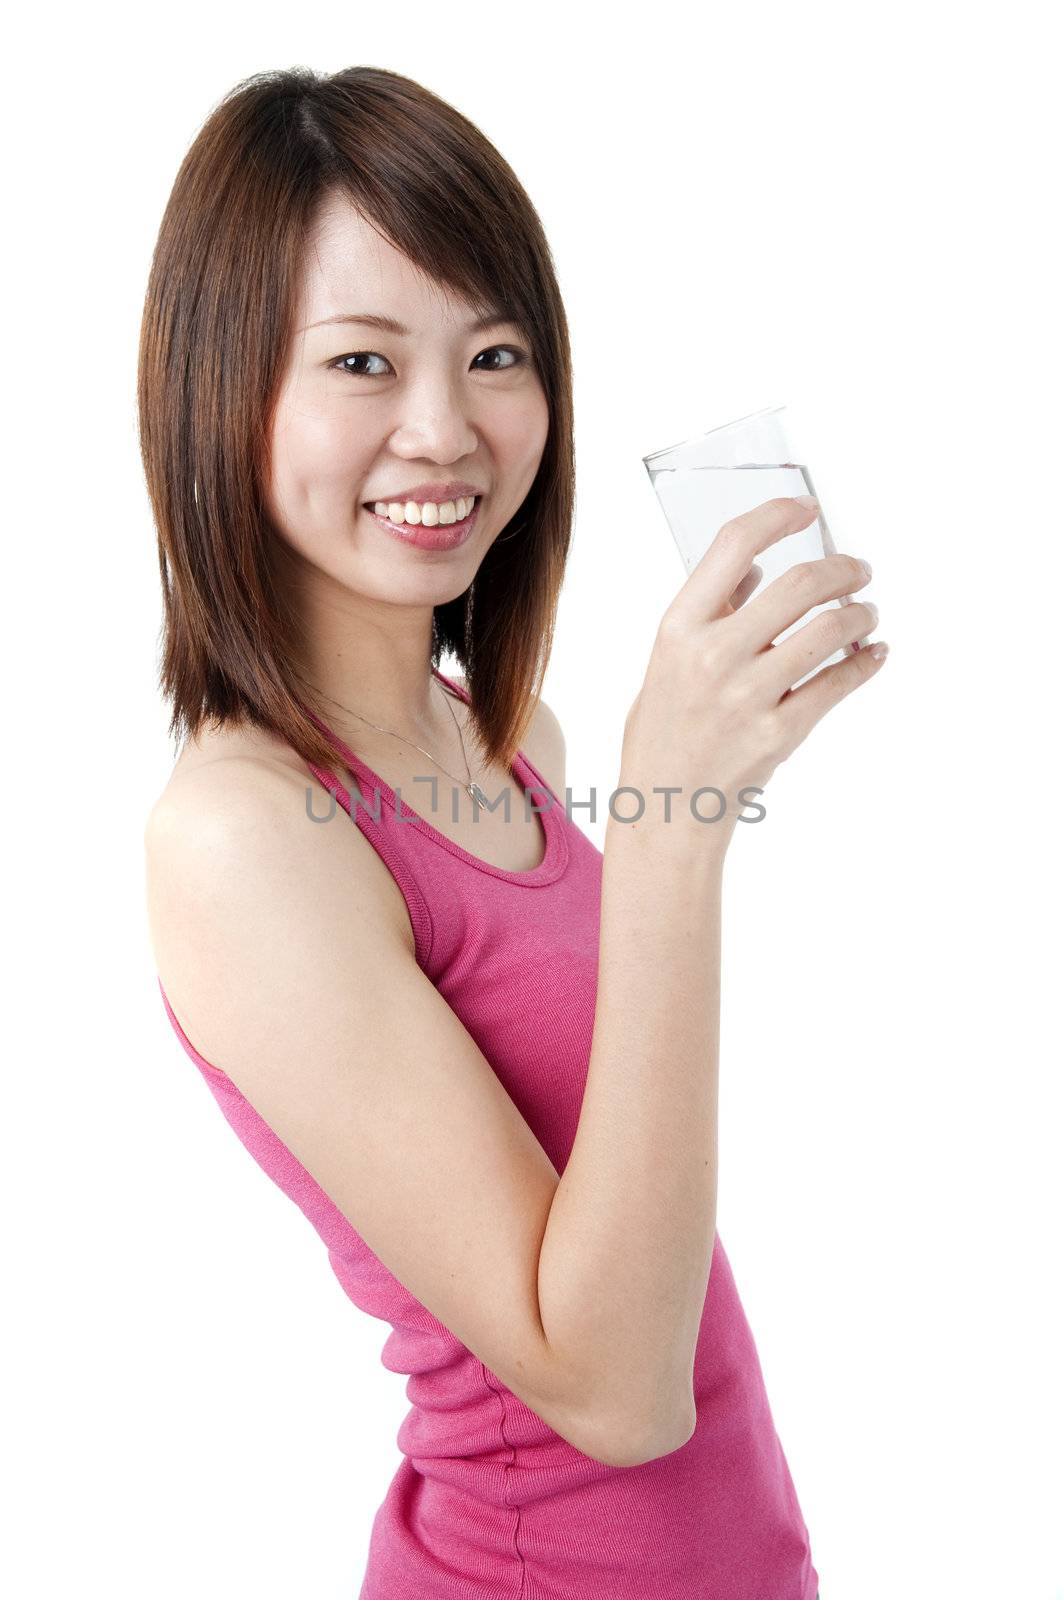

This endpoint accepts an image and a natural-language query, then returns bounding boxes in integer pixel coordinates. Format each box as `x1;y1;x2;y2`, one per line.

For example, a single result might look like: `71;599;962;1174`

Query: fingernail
869;641;889;661
793;494;819;511
859;559;873;579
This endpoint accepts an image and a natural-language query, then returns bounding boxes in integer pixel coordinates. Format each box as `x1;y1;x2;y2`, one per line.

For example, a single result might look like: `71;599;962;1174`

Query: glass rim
641;405;787;466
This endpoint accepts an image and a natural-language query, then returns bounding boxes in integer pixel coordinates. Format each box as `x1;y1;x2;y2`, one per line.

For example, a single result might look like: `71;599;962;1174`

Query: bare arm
145;751;678;1471
534;497;884;1444
537;810;724;1448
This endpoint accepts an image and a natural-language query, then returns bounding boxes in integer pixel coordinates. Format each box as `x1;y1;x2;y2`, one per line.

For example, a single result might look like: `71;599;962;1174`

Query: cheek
270;408;372;506
498;388;550;472
529;384;551;453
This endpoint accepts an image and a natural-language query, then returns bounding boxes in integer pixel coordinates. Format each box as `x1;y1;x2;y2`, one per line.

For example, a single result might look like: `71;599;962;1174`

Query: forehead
296;192;483;331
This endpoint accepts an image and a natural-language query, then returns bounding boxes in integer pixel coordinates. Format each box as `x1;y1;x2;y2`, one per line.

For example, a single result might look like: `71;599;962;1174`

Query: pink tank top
156;665;819;1599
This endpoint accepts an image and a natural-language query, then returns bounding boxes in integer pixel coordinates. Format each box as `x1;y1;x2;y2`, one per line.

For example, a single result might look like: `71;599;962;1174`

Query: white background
5;2;1060;1597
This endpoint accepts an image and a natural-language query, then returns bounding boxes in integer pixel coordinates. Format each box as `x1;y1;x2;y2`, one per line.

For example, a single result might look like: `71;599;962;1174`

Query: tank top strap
301;719;437;972
296;667;570;975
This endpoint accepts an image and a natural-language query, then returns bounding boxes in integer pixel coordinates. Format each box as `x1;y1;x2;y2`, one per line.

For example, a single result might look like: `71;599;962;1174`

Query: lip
366;495;482;551
364;480;485;504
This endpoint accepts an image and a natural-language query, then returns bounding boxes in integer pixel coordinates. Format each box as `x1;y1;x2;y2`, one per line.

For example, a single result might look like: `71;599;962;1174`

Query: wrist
604;800;733;870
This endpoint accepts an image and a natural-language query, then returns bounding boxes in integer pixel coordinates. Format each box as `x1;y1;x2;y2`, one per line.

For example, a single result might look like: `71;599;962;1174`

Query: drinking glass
642;406;870;687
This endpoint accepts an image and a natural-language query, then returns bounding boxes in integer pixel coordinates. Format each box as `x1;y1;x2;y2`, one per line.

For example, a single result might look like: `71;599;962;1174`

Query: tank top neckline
303;665;569;888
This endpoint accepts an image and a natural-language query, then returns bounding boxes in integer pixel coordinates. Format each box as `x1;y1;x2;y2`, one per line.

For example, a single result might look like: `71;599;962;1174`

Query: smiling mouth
361;495;483;527
363;496;483;547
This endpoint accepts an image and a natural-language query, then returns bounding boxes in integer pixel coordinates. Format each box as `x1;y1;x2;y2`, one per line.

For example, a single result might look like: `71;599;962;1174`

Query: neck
278;559;462;747
270;533;478;784
295;658;475;791
294;654;451;747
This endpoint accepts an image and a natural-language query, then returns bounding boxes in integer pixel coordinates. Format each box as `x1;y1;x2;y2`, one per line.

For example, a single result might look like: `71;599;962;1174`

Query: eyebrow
303;311;518;335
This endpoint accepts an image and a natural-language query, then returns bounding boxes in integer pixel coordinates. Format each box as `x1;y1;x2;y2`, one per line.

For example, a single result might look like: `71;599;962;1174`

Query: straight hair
138;65;575;775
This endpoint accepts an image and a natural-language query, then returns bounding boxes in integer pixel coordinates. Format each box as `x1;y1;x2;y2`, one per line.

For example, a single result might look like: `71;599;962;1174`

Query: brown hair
137;65;575;775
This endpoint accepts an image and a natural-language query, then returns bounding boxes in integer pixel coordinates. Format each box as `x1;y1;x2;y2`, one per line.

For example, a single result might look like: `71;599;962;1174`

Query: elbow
617;1400;698;1468
576;1394;697;1470
536;1339;697;1469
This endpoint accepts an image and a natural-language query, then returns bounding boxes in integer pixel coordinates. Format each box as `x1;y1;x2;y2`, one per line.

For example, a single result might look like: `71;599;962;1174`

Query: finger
733;552;872;655
778;630;888;740
667;498;822;627
759;597;878;694
724;564;763;614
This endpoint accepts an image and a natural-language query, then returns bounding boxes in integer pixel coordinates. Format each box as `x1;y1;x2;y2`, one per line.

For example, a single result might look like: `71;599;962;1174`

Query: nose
387;376;480;464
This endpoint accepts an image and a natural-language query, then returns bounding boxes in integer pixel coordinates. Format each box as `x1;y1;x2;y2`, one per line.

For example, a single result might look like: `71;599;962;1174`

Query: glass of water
642;405;871;686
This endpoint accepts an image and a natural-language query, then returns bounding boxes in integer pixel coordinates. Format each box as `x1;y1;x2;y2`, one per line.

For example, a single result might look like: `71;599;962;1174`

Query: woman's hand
621;497;886;845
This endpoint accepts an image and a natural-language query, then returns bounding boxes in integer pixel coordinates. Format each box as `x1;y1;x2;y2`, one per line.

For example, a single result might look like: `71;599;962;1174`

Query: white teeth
372;496;476;527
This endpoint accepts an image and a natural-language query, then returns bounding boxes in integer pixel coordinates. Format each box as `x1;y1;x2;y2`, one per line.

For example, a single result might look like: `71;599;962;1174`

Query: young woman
142;64;882;1599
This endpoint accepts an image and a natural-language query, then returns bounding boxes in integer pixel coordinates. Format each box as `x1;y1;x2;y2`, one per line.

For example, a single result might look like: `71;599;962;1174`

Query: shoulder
146;722;320;865
144;723;416;959
524;696;566;797
146;741;307;864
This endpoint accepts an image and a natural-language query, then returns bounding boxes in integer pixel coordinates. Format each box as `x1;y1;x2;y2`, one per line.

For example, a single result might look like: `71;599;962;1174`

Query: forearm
537;802;726;1450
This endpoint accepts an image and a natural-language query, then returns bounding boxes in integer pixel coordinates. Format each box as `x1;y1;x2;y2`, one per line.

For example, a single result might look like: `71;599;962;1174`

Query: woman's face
264;194;550;608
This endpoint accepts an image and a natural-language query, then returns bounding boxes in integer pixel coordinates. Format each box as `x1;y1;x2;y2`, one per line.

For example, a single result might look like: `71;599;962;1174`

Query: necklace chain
294;670;489;813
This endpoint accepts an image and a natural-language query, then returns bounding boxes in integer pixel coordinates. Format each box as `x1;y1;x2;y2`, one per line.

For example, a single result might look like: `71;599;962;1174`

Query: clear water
646;461;869;686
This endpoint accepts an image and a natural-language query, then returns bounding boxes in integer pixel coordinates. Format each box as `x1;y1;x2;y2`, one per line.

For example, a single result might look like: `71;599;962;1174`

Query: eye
329;351;392;377
328;346;529;378
472;346;528;372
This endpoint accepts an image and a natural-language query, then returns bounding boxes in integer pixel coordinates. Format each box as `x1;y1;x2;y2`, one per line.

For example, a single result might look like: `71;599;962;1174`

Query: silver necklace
295;671;489;814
